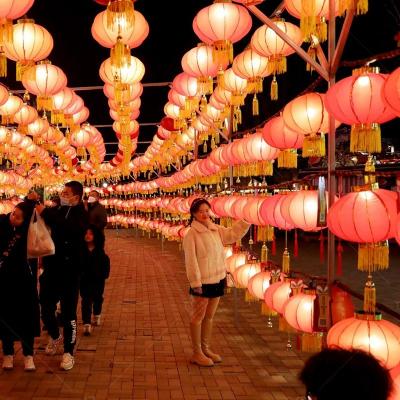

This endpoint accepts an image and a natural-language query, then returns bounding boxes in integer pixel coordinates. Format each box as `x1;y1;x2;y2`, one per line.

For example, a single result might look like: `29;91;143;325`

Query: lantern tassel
252;94;259;116
363;275;376;314
110;37;131;68
261;302;277;317
358;241;389;272
306;45;317;73
302;133;326;158
271;235;276;256
245;290;258;302
301;332;323;353
37;96;53;111
261;242;268;262
106;0;135;31
212;40;233;67
282;248;290;274
337;240;343;276
270;75;278;101
350;123;381;154
278;149;297;169
0;48;6;78
319;231;325;263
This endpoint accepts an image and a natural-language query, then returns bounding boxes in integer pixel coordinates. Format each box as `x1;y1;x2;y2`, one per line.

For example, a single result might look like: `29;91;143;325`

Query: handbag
27;209;55;258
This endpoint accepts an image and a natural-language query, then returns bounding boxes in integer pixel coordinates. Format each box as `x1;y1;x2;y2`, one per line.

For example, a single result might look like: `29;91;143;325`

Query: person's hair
65;181;83;199
189;198;211;225
299;348;392;400
89;190;100;198
14;201;34;230
86;224;105;250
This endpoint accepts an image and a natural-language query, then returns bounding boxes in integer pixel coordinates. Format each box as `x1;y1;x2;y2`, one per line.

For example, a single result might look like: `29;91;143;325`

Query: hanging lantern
92;9;149;49
51;87;74;125
63;93;85;127
328;187;398;272
172;72;199;116
382;67;400;117
0;83;8;107
193;0;252;70
13;103;38;132
182;43;226;97
262;115;304;168
0;93;22;124
248;270;272;314
22;60;67;111
251;20;303;100
283;92;339;157
226;252;248;274
106;0;135;32
325;67;396;153
234;260;262;292
27;115;49;138
72;107;90;126
3;18;53;80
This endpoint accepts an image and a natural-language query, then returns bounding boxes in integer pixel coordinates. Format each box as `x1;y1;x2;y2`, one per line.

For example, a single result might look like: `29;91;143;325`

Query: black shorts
189;278;226;298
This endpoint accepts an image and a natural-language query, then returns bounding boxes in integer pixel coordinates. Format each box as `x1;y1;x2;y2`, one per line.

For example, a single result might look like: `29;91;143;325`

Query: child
80;225;110;336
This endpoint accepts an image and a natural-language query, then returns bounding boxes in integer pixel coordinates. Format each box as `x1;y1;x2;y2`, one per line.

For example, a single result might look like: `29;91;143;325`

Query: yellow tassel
271;76;278;101
301;333;324;352
302;133;326;157
261;242;268;262
198;76;213;95
252;94;259;116
245;290;258;302
110;38;131;68
358;241;389;272
51;110;66;126
0;19;12;44
261;302;277;316
203;140;207;153
282;248;290;274
0;49;6;78
212;40;233;67
37;96;53;111
215;132;220;145
217;69;225;88
300;15;317;43
1;115;11;124
106;0;135;31
278;149;297;168
306;45;317;73
268;55;287;75
200;95;207;111
363;275;376;314
316;17;327;43
350;123;381;153
339;0;368;15
16;60;35;81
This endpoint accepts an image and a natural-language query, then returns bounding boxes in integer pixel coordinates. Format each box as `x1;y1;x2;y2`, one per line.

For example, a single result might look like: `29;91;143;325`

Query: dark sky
5;0;400;159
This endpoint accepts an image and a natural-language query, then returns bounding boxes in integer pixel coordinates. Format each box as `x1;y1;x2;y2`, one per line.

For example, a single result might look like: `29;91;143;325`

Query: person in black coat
80;225;110;335
36;181;88;371
86;190;108;232
0;201;40;371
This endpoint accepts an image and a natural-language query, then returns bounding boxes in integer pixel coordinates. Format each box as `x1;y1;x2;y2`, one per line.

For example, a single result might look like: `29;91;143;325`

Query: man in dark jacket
87;190;108;231
36;181;88;371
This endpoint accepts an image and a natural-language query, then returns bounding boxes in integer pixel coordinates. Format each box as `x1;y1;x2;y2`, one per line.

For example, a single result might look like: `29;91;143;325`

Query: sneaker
83;324;91;336
60;352;74;371
24;356;36;371
2;355;13;370
45;335;63;356
94;315;101;326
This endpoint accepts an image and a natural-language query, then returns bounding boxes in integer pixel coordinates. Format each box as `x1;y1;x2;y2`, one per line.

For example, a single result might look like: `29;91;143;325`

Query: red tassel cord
271;235;276;256
319;231;325;263
254;225;258;243
336;239;343;276
294;230;298;258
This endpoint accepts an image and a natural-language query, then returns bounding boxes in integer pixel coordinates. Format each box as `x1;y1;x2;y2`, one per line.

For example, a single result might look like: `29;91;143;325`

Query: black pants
39;269;79;354
81;280;105;324
2;336;34;356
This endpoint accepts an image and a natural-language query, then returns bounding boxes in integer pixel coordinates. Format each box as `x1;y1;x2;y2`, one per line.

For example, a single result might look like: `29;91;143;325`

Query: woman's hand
192;287;203;295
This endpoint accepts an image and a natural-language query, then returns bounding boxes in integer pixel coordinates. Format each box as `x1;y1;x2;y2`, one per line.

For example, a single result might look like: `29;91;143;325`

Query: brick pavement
0;230;311;400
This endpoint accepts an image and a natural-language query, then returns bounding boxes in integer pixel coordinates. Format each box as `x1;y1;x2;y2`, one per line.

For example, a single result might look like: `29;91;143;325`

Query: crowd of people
0;181;109;371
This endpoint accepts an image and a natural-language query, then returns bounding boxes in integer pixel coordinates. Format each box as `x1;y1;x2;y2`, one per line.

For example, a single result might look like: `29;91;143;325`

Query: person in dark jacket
87;190;108;231
36;181;88;371
80;225;110;335
0;202;40;372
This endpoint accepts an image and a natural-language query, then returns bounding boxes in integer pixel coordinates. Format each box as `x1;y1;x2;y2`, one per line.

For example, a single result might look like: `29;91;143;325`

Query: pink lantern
283;292;317;333
382;67;400;117
234;262;262;289
248;270;271;299
226;252;248;274
264;280;292;314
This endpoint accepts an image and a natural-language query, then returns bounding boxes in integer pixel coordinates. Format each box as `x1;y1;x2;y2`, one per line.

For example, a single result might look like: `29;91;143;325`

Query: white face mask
87;196;97;204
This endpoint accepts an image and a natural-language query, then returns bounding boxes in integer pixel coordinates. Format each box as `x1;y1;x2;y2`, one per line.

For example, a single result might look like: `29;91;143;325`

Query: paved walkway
0;230;309;400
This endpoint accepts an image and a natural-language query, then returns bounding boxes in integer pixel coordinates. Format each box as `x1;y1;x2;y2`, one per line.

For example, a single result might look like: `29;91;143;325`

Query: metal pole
327;0;337;288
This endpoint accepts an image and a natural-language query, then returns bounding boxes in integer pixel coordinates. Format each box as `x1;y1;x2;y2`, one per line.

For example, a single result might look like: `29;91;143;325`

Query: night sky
4;0;400;160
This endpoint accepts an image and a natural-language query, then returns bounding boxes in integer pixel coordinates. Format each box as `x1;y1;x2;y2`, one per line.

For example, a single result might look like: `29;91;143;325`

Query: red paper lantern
226;252;248;274
264;280;291;314
283;292;316;333
234;262;262;289
382;67;400;117
248;271;271;299
331;286;355;325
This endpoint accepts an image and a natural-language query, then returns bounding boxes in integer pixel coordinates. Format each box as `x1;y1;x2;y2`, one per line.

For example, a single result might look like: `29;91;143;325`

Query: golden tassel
16;60;35;81
111;37;131;68
302;133;326;158
301;333;323;352
268;54;287;75
0;48;6;78
261;302;277;316
245;290;258;302
339;0;368;15
37;96;53;111
212;40;233;67
0;19;12;44
261;242;268;262
279;315;297;333
217;69;225;88
350;123;381;154
106;0;135;31
252;94;259;116
215;132;220;145
300;15;317;43
278;149;297;168
282;248;290;274
270;76;278;101
51;110;65;126
316;17;327;43
198;76;213;95
203;140;207;153
358;241;389;272
363;275;376;314
306;45;317;73
200;95;207;111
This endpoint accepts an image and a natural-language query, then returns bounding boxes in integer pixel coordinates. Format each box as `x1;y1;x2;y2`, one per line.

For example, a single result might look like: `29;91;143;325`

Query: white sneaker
60;353;74;371
94;315;101;326
45;335;63;356
24;356;36;371
83;324;91;336
2;355;13;370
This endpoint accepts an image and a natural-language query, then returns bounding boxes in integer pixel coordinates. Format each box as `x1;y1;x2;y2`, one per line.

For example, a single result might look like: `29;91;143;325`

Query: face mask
59;196;70;206
87;196;97;204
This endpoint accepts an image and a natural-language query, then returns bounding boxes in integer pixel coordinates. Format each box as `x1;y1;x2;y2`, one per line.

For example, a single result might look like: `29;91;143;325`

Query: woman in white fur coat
182;198;250;367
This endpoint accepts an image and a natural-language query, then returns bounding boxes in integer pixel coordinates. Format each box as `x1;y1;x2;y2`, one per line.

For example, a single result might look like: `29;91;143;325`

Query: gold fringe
270;76;278;101
301;14;317;43
106;0;135;31
363;275;376;314
1;115;12;124
0;19;12;44
261;242;268;262
245;290;258;302
268;55;287;75
302;133;326;158
339;0;368;15
252;94;259;116
51;110;66;126
0;49;6;78
212;40;233;67
257;226;274;242
316;17;327;43
261;302;277;316
306;45;317;73
198;76;213;95
200;95;207;111
203;140;207;153
301;333;324;352
350;123;381;153
77;147;87;160
282;248;290;274
358;241;389;272
278;149;297;168
16;60;35;81
217;69;225;88
37;96;53;111
110;38;131;68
